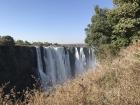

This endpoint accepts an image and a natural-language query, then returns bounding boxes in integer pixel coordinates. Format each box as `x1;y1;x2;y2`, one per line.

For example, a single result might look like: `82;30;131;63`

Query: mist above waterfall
36;46;96;89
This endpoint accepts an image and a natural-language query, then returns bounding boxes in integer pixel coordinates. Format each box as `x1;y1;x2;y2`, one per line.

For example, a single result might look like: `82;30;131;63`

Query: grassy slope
1;42;140;105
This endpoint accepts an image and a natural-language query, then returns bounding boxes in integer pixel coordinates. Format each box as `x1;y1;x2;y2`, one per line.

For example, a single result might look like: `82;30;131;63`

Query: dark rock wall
0;46;38;93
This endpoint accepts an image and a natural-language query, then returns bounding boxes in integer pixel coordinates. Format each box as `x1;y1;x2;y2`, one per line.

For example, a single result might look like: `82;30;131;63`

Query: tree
32;42;44;46
108;0;140;46
0;35;15;46
24;41;31;45
16;40;25;45
109;0;140;47
85;1;140;59
85;6;112;47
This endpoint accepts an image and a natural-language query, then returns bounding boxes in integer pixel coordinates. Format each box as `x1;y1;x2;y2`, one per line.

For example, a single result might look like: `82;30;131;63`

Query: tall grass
0;41;140;105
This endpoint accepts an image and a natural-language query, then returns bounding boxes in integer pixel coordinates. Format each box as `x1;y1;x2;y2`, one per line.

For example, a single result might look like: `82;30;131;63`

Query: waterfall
75;47;86;75
36;47;49;88
36;46;96;89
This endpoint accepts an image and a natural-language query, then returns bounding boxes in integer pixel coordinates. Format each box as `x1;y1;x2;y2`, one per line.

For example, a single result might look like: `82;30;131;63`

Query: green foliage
0;36;15;46
85;1;140;59
0;35;51;47
109;1;140;48
32;41;51;46
85;6;112;47
16;40;25;45
113;0;140;5
16;40;31;46
16;40;51;46
24;41;31;45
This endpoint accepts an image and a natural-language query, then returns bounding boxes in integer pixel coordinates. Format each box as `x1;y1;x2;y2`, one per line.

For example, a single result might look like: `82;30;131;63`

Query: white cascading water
36;47;49;88
36;46;96;89
75;48;87;75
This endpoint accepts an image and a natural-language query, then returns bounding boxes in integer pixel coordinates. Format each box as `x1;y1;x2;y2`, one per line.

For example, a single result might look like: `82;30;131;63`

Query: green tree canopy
85;6;111;47
85;0;140;48
0;36;15;46
85;1;140;58
109;0;140;47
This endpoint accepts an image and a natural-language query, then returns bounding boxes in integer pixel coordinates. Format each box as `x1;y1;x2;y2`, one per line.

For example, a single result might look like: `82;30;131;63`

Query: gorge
0;45;96;92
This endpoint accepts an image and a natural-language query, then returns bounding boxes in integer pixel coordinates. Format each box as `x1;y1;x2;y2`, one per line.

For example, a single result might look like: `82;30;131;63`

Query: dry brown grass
0;41;140;105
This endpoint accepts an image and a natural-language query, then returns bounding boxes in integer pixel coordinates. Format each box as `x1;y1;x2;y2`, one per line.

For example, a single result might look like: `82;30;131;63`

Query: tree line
0;35;52;46
85;0;140;59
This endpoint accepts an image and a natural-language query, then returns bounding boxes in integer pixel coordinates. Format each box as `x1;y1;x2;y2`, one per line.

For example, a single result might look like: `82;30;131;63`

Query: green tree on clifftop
109;0;140;47
85;1;140;58
0;36;15;46
85;6;111;47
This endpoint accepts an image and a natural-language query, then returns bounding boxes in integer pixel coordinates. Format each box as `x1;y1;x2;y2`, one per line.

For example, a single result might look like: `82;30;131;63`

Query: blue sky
0;0;113;44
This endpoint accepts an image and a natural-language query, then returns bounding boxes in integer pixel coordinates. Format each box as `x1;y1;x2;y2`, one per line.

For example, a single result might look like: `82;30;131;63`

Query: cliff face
0;46;38;93
0;45;94;93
